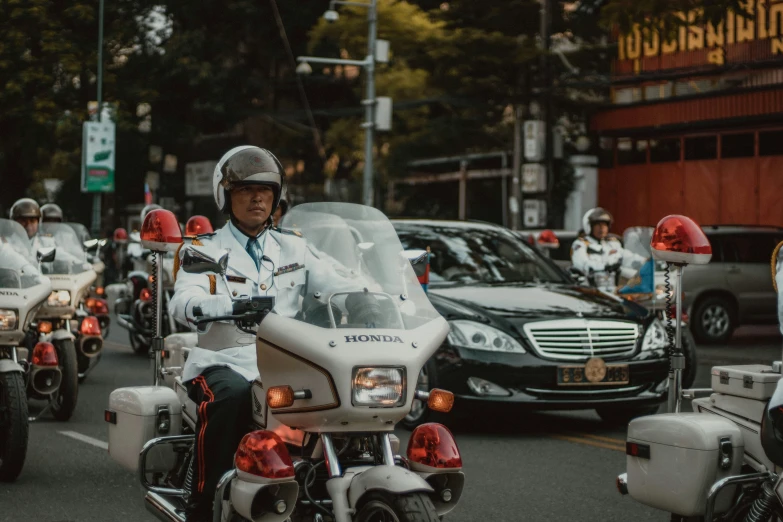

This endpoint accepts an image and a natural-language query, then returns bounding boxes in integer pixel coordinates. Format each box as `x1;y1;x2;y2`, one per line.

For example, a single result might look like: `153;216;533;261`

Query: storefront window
650;137;681;163
721;133;755;158
759;130;783;156
684;136;717;160
617;138;647;165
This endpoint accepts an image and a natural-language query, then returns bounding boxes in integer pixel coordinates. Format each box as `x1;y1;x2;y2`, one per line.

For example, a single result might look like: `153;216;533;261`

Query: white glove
190;295;232;321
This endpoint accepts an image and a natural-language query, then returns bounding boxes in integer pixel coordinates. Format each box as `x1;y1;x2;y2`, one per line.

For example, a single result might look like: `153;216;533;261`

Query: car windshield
393;222;569;285
276;203;441;330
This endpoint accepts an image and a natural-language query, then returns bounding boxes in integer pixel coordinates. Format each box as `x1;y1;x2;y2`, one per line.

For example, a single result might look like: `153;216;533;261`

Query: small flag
144;183;152;205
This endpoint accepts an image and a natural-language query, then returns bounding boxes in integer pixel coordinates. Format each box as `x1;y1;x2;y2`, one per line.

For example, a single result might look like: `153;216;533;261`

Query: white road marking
59;430;109;451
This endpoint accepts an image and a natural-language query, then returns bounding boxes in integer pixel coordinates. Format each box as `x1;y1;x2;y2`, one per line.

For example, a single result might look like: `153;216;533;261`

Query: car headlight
0;309;18;331
48;290;71;307
352;367;405;407
642;319;667;351
448;320;526;353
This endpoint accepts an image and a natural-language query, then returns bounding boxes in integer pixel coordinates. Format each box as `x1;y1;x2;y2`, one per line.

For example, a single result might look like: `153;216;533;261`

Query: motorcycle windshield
39;223;91;275
279;203;441;330
0;220;45;289
623;227;666;271
66;222;92;245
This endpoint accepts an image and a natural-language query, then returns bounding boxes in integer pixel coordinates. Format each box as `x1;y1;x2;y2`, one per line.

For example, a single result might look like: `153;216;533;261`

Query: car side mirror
37;246;56;263
181;246;229;276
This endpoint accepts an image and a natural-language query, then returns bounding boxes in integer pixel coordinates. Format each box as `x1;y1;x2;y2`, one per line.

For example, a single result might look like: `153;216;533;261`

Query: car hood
428;283;647;323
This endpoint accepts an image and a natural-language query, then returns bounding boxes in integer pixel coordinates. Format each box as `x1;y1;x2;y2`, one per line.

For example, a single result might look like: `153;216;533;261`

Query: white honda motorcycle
617;215;783;521
106;203;464;522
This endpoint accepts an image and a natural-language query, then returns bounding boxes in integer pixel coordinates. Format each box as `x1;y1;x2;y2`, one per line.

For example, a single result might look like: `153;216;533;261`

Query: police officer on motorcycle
570;207;645;290
9;198;42;243
41;203;64;223
169;146;364;521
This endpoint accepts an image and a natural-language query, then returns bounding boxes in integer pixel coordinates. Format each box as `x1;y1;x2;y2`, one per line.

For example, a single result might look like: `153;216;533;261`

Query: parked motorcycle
38;222;104;402
0;219;55;481
65;222;112;336
616;215;783;521
106;203;464;522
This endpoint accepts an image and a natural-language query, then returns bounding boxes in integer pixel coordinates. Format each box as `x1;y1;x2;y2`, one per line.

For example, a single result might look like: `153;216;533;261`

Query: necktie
246;237;260;270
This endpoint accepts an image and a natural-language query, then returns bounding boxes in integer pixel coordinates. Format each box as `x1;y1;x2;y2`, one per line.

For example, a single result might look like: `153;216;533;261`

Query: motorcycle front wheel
50;339;79;421
0;372;29;481
354;492;439;522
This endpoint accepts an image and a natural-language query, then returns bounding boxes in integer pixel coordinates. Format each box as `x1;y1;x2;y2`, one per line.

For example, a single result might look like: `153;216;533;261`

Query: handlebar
192;297;275;332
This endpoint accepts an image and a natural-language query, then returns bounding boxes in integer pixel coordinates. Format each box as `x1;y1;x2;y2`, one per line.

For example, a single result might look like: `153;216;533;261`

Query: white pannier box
710;364;781;401
107;386;182;473
627;413;743;517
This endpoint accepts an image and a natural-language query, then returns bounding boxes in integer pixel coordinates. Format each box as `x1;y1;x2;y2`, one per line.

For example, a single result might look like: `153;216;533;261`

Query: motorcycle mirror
84;239;99;250
37;246;56;263
358;242;375;252
99;239;107;248
181;246;229;276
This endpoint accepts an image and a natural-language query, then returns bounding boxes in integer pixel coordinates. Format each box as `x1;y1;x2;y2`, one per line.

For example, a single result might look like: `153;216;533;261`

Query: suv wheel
692;296;735;344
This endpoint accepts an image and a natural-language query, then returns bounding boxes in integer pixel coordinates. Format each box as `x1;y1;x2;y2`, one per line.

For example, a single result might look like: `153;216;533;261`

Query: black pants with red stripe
186;366;252;520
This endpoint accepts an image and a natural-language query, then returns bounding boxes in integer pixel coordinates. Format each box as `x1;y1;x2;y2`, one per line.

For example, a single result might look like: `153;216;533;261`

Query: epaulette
272;226;303;238
771;240;783;291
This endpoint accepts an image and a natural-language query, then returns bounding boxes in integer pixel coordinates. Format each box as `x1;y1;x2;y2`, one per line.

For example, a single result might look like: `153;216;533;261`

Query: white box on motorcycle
626;413;743;517
710;364;781;401
107;386;182;472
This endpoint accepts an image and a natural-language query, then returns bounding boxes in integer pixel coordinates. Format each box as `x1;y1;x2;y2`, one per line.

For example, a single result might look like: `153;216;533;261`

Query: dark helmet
41;203;64;222
140;204;163;224
583;207;614;234
10;198;41;220
213;146;285;215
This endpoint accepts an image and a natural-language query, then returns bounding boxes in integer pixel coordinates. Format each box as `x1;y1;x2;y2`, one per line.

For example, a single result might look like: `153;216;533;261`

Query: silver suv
683;225;783;344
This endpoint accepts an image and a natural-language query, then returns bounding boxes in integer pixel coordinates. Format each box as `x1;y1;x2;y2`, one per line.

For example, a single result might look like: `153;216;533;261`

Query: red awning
591;89;783;132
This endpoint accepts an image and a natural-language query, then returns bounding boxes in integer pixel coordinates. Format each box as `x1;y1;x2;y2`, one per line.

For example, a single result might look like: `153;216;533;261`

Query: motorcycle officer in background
570;207;645;288
9;198;45;246
169;145;366;521
41;203;64;223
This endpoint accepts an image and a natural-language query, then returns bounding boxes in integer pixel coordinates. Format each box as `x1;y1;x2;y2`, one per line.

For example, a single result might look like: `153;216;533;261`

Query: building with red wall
591;0;783;231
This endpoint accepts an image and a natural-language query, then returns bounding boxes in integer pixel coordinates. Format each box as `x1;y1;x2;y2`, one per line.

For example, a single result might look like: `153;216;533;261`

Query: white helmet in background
582;207;614;235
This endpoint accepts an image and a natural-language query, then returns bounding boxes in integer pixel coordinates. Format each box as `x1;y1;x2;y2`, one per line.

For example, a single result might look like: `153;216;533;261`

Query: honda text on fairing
106;203;465;522
391;219;672;427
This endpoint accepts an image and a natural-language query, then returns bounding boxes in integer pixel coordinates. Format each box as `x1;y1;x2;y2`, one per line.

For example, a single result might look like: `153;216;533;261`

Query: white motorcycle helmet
582;207;614;236
212;145;285;216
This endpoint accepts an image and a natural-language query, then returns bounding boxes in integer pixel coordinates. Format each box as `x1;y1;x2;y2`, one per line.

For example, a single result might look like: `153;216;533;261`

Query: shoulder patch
196;232;217;239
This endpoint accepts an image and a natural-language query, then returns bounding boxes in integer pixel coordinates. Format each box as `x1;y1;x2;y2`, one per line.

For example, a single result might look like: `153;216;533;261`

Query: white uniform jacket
774;243;783;335
570;235;645;278
169;222;364;382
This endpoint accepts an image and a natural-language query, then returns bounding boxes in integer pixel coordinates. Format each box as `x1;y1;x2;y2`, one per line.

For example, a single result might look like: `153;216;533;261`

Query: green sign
81;121;116;193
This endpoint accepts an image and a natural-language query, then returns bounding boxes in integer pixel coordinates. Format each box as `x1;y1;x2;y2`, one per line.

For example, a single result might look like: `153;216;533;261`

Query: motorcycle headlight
48;290;71;307
448;320;526;353
352;367;405;407
642;319;667;351
0;309;18;331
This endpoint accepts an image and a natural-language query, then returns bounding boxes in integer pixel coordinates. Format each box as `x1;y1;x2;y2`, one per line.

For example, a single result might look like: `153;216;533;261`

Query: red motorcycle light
32;342;59;366
38;321;53;334
537;229;560;249
427;389;455;413
185;215;214;236
86;297;96;308
81;316;102;336
92;298;109;314
407;423;462;470
96;286;105;296
651;215;712;265
140;288;152;302
113;227;128;243
234;430;295;479
267;385;295;409
140;209;182;252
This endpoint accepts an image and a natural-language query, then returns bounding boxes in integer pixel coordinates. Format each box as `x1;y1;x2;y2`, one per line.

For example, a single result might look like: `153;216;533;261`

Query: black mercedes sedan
391;220;671;428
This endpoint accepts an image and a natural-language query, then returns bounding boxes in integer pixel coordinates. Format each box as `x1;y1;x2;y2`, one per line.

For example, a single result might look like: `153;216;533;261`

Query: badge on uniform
274;263;304;276
609;249;618;256
226;275;247;283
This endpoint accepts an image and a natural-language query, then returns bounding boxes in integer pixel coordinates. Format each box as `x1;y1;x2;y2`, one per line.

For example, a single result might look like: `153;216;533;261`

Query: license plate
557;364;630;386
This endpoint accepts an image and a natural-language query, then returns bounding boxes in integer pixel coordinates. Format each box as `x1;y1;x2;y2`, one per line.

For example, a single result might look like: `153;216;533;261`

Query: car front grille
522;319;640;361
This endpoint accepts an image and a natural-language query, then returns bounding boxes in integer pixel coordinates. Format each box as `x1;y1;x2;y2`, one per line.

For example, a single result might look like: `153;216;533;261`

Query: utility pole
91;0;105;236
362;0;377;208
540;0;554;225
511;106;523;230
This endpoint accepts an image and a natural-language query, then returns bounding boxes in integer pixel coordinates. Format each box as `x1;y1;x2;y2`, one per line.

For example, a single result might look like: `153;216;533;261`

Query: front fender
0;359;24;373
51;329;75;342
348;465;434;509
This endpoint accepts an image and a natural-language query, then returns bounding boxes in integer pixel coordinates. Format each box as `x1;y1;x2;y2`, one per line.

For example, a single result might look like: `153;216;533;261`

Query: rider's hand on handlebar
192;295;232;319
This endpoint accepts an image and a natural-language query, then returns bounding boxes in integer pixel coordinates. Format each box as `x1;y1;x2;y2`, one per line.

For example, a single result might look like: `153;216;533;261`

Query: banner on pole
81;121;116;193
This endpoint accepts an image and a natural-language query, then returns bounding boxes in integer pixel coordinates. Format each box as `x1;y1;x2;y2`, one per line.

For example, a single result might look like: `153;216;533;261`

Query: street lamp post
298;0;378;207
91;0;105;236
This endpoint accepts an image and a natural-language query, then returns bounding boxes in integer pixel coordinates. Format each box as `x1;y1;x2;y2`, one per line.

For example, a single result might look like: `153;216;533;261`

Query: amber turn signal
267;385;295;409
38;321;53;334
427;388;454;413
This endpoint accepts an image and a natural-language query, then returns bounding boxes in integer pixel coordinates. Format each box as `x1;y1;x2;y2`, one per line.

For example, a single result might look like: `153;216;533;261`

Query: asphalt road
1;323;781;522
